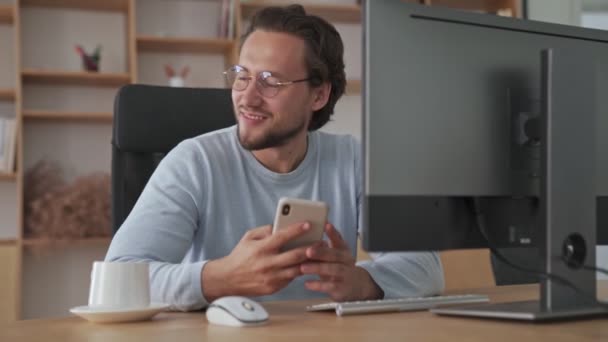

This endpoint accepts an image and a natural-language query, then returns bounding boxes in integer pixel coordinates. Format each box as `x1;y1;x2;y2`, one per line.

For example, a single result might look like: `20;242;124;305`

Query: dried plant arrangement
24;160;111;241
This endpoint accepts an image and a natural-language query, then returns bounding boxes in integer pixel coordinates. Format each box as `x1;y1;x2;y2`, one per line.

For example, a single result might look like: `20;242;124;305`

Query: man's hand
300;223;383;302
201;222;312;302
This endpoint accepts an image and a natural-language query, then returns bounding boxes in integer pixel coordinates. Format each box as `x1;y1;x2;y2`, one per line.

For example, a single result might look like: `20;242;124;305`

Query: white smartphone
272;197;329;252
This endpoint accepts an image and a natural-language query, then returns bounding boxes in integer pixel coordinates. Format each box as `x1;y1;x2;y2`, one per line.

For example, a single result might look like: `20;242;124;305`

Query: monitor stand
432;48;608;321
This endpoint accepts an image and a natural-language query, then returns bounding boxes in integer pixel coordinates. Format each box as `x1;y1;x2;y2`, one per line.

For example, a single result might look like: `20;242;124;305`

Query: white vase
169;77;184;87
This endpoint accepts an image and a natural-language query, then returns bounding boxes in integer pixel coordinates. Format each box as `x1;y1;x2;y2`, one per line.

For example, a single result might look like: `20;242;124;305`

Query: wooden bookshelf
0;238;17;246
241;2;361;23
21;69;131;87
0;88;16;101
137;36;234;54
21;0;128;13
0;172;17;182
22;237;112;247
0;5;13;24
23;110;112;122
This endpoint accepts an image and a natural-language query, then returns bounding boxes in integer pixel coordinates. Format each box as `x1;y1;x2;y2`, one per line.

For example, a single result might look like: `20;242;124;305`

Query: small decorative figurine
164;64;190;87
75;44;101;72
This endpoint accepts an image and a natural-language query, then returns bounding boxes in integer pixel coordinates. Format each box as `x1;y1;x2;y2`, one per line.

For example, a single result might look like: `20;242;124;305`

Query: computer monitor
362;0;608;321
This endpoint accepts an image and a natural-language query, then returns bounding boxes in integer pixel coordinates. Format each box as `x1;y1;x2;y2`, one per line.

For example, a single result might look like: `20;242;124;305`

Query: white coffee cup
88;261;150;310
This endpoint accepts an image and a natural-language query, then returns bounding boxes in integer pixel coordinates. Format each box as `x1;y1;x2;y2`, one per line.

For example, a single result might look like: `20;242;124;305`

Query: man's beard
237;117;307;151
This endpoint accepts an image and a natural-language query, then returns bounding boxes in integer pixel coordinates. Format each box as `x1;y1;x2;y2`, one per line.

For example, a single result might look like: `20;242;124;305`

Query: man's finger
243;225;272;240
300;262;345;278
276;266;302;281
305;244;350;263
325;223;348;249
304;280;336;294
265;222;311;250
271;246;309;268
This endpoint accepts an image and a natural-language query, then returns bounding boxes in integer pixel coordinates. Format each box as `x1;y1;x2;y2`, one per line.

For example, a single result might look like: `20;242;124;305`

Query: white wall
582;0;608;12
527;0;582;25
582;11;608;30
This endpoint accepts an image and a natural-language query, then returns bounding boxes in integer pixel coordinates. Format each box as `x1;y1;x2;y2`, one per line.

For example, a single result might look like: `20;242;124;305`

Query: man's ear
311;82;331;112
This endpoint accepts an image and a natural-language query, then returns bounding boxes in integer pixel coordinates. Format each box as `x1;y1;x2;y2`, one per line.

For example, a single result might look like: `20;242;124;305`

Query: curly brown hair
240;4;346;131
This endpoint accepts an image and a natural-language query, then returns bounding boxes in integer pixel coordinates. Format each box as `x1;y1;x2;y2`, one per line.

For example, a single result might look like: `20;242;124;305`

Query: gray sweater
106;126;444;311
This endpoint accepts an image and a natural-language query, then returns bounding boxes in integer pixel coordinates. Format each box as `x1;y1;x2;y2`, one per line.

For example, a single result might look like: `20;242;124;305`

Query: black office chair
111;84;235;234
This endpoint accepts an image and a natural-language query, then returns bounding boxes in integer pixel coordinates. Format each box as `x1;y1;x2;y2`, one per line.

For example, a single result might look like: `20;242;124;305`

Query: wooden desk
2;283;607;342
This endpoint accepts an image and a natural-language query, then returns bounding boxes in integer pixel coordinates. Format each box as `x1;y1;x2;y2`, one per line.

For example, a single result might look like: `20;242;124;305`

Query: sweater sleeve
357;251;445;298
105;140;210;311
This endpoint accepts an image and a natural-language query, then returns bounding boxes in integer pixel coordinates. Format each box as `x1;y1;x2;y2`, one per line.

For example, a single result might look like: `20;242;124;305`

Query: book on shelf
0;119;4;170
0;116;17;174
218;0;236;39
496;8;514;17
228;0;235;40
457;8;514;18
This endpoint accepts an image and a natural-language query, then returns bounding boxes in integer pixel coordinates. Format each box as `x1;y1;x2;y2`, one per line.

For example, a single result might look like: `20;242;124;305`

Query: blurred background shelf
20;0;128;13
346;79;361;95
23;110;113;122
241;2;361;23
0;88;16;101
21;69;131;87
425;0;520;15
0;4;14;24
0;172;17;182
22;237;112;247
137;35;234;54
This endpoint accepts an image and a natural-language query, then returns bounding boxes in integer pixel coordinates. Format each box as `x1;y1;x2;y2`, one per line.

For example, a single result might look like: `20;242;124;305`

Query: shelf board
0;88;16;101
0;5;14;24
426;0;518;15
23;110;112;122
345;79;361;95
0;239;18;246
21;0;128;12
241;2;361;23
0;172;17;182
22;237;112;247
22;69;131;87
137;35;234;54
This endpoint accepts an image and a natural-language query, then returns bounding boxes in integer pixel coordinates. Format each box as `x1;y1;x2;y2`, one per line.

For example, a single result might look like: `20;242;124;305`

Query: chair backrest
111;84;235;234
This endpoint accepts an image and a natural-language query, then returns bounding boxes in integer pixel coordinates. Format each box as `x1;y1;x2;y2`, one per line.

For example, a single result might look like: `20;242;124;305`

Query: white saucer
70;303;170;323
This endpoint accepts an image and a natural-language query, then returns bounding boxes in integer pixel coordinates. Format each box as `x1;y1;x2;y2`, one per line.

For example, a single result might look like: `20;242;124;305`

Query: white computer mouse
206;296;269;327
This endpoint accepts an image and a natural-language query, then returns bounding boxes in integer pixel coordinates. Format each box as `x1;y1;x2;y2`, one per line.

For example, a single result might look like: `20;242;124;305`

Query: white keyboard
306;294;490;316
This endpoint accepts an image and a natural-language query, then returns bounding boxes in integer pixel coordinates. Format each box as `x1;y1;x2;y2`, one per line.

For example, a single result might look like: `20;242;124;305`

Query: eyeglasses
223;65;311;98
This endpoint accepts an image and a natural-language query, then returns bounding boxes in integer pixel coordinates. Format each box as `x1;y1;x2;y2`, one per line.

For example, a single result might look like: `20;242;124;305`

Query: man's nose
240;79;263;107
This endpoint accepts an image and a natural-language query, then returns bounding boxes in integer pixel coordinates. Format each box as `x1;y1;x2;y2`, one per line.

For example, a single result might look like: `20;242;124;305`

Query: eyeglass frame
223;65;312;98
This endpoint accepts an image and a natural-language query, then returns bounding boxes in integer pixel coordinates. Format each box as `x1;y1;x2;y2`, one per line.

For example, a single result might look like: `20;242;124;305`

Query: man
106;5;444;311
